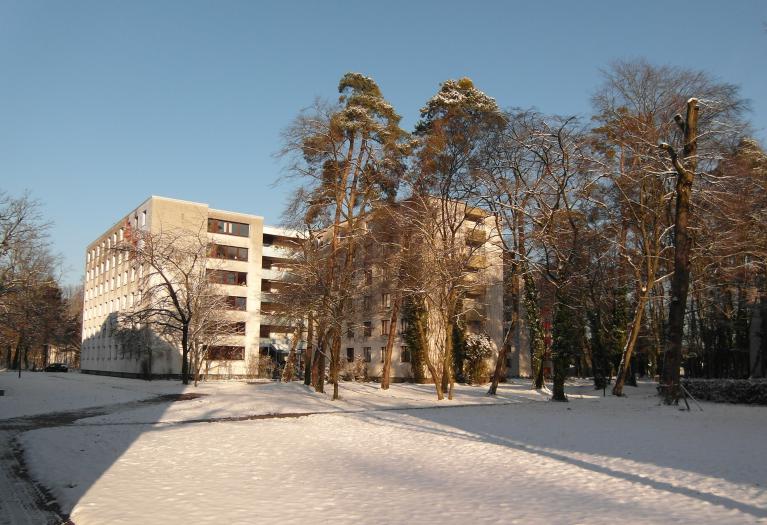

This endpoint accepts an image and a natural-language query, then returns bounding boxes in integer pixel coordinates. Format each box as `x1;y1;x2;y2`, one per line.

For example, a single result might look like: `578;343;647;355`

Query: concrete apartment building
81;196;529;381
336;202;520;381
81;196;299;378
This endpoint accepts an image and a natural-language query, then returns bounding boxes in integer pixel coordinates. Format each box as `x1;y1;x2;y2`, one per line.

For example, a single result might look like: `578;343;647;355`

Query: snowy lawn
7;373;767;524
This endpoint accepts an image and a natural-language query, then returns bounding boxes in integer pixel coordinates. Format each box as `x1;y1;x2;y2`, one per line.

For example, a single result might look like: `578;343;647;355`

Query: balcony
466;229;487;246
260;291;284;303
465;206;489;222
262;244;296;261
259;337;306;350
464;284;487;297
260;313;293;326
261;268;290;281
466;255;487;271
464;301;486;322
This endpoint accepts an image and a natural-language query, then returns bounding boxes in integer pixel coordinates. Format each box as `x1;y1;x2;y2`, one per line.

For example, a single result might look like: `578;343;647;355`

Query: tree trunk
331;332;341;400
304;314;314;385
181;323;190;385
282;325;301;382
489;263;520;395
613;291;649;396
662;99;699;404
313;331;325;393
380;299;402;390
523;271;546;389
442;318;454;400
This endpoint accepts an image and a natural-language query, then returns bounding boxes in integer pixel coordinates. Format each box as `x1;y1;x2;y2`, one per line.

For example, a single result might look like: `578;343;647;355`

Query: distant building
81;196;300;379
81;195;530;381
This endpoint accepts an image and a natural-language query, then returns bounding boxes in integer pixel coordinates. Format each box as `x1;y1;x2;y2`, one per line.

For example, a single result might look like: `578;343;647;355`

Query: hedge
681;378;767;406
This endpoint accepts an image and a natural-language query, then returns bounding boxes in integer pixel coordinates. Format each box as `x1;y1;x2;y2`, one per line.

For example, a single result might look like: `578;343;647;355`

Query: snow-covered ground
4;372;767;524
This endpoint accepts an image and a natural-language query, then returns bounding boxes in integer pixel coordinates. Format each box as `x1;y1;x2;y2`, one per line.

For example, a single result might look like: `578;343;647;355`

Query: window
399;318;409;335
346;348;355;362
400;346;411;363
206;346;245;360
123;271;128;285
363;321;372;338
346;323;354;339
363;295;371;311
112;233;117;245
207;269;248;285
224;296;247;310
228;322;247;334
209;244;249;261
381;319;390;336
382;293;391;309
380;346;386;362
119;228;124;241
365;270;373;286
141;210;147;227
208;218;250;237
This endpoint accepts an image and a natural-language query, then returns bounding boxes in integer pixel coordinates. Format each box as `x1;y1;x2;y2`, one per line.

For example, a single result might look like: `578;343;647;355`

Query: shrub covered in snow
682;378;767;405
342;357;369;382
463;333;495;385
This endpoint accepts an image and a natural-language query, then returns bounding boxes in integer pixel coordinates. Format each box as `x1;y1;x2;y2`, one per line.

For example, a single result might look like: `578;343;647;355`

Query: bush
681;379;767;405
341;357;369;382
463;333;494;385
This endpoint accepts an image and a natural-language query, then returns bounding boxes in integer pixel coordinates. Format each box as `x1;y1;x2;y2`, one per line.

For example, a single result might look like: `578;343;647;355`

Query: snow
5;373;767;524
0;371;186;419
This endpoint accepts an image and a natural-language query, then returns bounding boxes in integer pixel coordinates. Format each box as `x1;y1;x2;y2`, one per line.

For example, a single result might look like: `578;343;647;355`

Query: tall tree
411;77;505;399
280;73;409;399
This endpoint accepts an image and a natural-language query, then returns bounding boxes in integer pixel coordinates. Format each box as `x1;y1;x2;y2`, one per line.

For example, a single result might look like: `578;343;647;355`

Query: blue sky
1;0;765;284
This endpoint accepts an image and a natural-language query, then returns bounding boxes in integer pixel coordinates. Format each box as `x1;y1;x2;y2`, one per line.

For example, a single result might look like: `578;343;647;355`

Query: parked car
44;363;68;372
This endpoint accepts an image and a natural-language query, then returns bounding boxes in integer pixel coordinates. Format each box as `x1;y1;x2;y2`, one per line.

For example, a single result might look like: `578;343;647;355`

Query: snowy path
0;388;203;525
3;374;767;524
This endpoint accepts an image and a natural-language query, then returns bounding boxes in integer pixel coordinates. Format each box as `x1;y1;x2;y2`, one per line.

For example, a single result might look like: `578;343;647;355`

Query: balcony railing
465;206;489;221
262;244;296;260
467;255;487;271
260;313;293;326
466;229;487;245
261;268;290;281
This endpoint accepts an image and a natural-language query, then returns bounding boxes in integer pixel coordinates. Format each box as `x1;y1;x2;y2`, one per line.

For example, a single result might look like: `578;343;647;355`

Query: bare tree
114;227;229;385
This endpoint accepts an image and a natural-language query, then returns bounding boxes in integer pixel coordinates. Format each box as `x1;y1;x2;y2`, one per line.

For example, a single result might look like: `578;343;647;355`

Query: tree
0;191;59;376
590;60;749;398
280;72;409;400
114;227;229;385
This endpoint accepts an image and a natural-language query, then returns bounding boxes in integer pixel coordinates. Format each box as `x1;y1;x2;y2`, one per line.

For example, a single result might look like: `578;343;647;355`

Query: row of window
209;243;249;261
86;267;141;301
86;210;146;264
208;218;250;238
87;252;132;280
207;269;248;285
347;318;408;339
84;291;141;323
359;293;392;311
206;345;245;360
346;346;411;363
224;296;247;310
